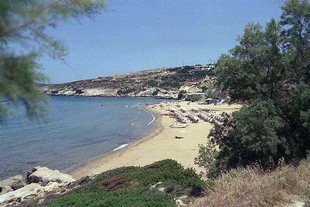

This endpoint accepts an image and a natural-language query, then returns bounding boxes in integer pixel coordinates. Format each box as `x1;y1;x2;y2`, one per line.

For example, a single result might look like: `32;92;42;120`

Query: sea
0;96;166;180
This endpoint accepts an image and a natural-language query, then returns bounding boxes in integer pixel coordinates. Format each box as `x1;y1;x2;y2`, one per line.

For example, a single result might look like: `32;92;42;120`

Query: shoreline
70;101;242;179
66;106;164;177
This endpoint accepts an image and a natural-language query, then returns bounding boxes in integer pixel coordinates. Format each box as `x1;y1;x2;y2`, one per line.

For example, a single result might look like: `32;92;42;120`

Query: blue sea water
0;96;166;180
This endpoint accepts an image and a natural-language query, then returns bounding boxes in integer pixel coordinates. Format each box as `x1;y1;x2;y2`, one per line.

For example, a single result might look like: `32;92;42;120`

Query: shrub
147;80;158;87
197;100;288;178
201;86;208;93
178;90;187;99
44;160;206;207
159;81;181;89
185;94;201;102
116;88;136;95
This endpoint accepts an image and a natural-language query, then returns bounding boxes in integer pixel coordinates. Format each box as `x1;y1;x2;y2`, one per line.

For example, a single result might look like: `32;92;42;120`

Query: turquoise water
0;96;165;180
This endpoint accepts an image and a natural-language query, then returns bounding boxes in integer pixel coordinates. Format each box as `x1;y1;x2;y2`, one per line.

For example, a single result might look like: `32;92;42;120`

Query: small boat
170;123;188;128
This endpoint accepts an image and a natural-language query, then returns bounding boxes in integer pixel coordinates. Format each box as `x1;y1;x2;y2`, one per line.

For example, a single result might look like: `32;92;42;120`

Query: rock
0;186;12;195
176;199;186;207
151;182;162;189
0;183;43;206
83;88;118;96
156;91;178;99
178;195;188;200
136;88;158;96
289;201;305;207
0;175;26;194
27;166;75;186
67;176;91;189
43;182;61;192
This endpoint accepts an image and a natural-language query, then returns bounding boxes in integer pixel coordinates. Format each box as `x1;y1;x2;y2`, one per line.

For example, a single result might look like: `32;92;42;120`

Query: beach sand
70;101;242;179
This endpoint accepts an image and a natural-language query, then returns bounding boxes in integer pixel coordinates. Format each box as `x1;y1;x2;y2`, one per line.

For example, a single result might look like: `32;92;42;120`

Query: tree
216;20;285;102
197;0;309;177
280;0;310;83
0;0;106;121
205;101;285;177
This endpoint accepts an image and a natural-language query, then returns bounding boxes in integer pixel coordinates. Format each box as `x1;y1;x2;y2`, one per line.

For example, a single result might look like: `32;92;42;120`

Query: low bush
185;94;201;102
178;90;187;99
159;81;181;89
45;159;206;207
147;80;158;87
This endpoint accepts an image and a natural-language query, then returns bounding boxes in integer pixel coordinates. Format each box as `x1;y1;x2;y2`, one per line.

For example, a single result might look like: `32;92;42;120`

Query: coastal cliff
41;66;223;99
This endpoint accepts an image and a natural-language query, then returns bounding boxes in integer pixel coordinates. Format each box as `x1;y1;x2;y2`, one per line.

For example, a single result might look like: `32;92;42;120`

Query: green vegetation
44;160;206;207
197;0;309;178
174;69;208;82
159;81;181;89
185;94;201;102
116;88;136;95
201;86;208;93
194;159;310;207
0;0;106;121
177;90;187;99
147;80;159;87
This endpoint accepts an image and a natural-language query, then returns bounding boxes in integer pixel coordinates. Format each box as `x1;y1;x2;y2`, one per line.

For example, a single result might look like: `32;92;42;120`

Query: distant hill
42;65;225;100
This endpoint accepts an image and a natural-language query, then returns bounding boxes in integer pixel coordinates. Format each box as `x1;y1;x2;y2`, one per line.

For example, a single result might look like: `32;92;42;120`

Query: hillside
42;65;223;100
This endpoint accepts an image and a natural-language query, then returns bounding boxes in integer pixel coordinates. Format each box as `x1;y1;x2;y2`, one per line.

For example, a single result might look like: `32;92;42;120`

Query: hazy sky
40;0;284;83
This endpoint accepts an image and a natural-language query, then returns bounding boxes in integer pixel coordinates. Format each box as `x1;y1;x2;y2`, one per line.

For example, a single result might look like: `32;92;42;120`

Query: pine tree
0;0;106;121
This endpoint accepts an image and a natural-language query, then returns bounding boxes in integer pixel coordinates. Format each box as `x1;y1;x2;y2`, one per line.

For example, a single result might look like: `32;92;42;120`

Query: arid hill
42;66;224;100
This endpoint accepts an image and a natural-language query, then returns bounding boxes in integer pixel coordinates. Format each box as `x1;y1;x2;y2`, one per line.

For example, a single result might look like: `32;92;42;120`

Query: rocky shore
0;167;82;206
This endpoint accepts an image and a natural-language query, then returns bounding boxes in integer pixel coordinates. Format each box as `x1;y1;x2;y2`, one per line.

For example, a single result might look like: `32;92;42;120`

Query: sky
39;0;285;83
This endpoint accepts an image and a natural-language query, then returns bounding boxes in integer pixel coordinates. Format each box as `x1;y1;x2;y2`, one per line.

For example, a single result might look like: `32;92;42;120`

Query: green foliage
159;81;181;89
0;53;49;120
45;160;206;207
216;19;285;102
46;188;174;207
185;94;201;102
195;142;218;171
198;0;310;178
147;80;158;87
177;90;187;99
0;0;106;121
206;101;286;177
174;69;208;82
280;0;310;82
282;83;310;159
201;86;208;93
178;65;194;73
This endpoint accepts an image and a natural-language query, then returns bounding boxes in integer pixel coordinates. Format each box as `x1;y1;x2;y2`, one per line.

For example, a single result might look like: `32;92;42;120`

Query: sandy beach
70;101;242;179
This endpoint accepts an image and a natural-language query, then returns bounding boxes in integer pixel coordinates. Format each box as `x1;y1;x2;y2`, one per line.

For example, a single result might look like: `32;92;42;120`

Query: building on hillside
193;64;215;71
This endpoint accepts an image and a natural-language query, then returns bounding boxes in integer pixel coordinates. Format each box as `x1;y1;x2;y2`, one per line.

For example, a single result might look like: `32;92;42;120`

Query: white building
193;64;215;71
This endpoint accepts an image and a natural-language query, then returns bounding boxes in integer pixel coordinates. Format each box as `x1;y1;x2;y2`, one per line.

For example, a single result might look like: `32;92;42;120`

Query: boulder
156;91;178;99
0;186;12;195
0;175;26;194
27;166;75;186
289;201;305;207
136;88;158;96
176;199;186;207
0;183;43;206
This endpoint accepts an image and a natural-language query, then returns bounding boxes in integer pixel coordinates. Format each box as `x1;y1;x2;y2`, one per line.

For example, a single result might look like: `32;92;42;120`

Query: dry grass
194;159;310;207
